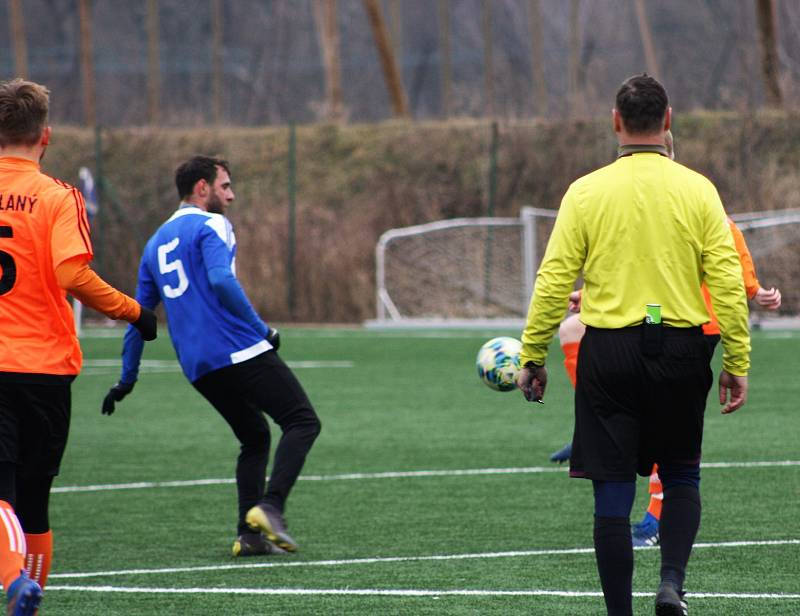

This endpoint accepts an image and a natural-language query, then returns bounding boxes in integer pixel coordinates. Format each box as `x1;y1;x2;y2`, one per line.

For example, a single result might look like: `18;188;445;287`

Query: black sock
594;515;633;616
659;485;701;591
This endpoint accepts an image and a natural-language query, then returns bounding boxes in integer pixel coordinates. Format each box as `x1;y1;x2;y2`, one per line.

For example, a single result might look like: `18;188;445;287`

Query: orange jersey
0;157;92;375
702;218;759;335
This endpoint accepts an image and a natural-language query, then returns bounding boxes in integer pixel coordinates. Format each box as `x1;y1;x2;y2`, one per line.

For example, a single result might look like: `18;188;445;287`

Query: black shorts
569;326;713;482
193;351;316;443
0;378;72;478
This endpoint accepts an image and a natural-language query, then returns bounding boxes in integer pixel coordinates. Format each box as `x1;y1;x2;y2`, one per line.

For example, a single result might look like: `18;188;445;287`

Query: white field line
80;327;800;340
47;538;800;580
51;460;800;494
80;359;353;376
43;585;800;601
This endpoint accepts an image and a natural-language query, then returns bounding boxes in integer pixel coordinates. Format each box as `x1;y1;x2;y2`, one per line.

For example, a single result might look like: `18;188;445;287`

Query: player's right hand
517;364;547;403
102;382;135;415
133;306;158;341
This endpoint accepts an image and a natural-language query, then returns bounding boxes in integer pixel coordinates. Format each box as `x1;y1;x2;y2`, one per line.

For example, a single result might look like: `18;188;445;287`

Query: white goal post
370;207;556;327
368;207;800;328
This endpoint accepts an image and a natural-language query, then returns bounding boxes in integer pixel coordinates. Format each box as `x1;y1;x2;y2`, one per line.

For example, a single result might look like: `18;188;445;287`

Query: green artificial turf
38;327;800;615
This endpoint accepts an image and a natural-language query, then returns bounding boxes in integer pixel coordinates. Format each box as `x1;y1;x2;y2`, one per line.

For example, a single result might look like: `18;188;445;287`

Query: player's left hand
719;370;747;414
102;381;135;415
267;328;281;351
517;364;547;403
754;287;781;310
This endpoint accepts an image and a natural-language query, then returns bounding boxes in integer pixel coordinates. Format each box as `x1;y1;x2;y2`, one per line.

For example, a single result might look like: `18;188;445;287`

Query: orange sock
0;501;26;592
562;341;580;388
647;466;664;520
24;531;52;588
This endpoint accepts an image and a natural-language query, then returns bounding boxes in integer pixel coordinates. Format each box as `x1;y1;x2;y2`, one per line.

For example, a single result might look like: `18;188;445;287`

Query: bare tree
313;0;343;122
755;0;783;108
211;0;224;123
389;0;402;65
438;0;452;118
568;0;581;117
146;0;160;124
8;0;28;78
482;0;494;117
528;0;548;116
634;0;660;77
362;0;409;118
78;0;96;126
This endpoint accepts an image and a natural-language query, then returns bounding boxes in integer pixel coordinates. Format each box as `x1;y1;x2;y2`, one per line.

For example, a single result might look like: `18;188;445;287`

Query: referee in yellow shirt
517;74;750;616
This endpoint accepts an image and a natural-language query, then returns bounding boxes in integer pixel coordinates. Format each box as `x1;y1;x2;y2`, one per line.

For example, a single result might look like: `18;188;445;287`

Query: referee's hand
719;371;747;414
518;365;547;403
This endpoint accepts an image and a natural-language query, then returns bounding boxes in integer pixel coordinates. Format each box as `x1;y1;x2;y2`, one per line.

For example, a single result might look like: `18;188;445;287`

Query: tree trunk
8;0;28;79
362;0;410;118
211;0;224;123
568;0;581;117
755;0;783;108
633;0;660;77
482;0;494;117
313;0;343;121
146;0;161;124
78;0;96;126
438;0;452;118
528;0;548;116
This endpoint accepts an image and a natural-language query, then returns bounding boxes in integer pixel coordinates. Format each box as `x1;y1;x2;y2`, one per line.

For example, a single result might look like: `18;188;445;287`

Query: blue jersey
121;205;273;382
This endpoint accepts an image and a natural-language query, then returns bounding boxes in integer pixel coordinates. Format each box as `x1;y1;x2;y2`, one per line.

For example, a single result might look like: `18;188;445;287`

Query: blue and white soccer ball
476;336;522;392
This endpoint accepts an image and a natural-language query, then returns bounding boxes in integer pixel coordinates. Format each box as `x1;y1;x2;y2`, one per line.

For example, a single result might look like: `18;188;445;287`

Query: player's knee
659;463;700;490
297;412;321;443
559;315;585;345
14;476;52;534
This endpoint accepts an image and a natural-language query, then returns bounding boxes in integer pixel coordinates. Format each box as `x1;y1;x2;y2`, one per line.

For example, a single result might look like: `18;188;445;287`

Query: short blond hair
0;78;50;147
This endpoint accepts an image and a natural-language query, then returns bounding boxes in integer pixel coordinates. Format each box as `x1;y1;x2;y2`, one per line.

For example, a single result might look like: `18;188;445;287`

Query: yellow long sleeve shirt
520;151;751;375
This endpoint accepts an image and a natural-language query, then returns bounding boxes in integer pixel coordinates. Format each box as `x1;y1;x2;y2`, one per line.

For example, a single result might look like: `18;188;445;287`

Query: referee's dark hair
615;73;669;135
175;155;230;200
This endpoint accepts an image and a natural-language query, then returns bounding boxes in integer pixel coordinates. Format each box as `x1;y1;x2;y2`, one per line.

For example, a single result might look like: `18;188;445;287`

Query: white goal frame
367;206;800;329
369;206;556;328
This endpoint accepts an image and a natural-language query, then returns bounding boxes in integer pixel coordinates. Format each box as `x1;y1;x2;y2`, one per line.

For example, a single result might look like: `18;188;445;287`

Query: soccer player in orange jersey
0;79;157;615
550;130;782;549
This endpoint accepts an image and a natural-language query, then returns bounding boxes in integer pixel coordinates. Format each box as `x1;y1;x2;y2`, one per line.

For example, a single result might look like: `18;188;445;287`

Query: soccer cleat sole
232;536;287;557
655;585;688;616
245;506;298;552
655;603;688;616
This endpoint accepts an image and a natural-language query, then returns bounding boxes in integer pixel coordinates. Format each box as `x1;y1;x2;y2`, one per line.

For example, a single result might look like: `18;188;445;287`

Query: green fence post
287;123;297;319
483;121;499;302
93;124;104;273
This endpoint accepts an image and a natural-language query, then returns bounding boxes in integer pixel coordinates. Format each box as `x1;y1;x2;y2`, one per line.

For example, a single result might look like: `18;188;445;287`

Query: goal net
732;209;800;327
369;207;800;328
370;207;556;326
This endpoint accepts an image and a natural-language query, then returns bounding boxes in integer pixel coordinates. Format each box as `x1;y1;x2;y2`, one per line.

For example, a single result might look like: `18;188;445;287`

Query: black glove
267;327;280;351
102;382;135;415
133;306;157;341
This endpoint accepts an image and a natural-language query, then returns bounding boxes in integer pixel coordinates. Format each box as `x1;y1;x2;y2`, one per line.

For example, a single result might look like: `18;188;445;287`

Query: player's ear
612;108;622;134
663;107;672;132
41;127;52;146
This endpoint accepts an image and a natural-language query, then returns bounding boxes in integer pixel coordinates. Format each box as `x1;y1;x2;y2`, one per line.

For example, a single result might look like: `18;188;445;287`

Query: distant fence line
44;113;800;323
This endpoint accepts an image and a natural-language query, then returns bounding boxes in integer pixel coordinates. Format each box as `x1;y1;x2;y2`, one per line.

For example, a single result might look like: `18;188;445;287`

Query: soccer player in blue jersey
102;156;321;557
